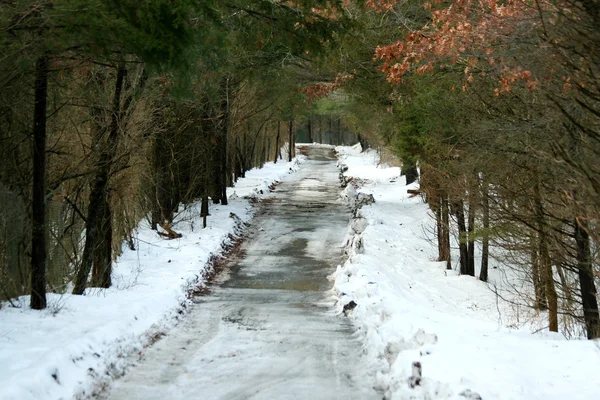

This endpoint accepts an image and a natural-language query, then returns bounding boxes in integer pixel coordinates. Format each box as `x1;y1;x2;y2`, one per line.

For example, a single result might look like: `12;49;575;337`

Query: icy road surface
101;146;377;400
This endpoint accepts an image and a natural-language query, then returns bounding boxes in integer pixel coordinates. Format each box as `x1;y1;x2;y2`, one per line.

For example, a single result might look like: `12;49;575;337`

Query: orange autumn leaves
374;0;544;93
365;0;404;12
302;73;353;101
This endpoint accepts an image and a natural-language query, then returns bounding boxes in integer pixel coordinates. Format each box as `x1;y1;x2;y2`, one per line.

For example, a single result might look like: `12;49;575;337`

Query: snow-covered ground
0;154;304;400
3;143;599;400
333;144;600;400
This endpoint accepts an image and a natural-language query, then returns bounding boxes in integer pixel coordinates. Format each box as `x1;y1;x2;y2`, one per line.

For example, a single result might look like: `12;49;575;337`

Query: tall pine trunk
218;79;229;205
467;184;476;276
534;184;558;332
214;121;227;206
307;118;313;143
233;134;243;181
274;121;281;163
31;55;49;310
151;130;176;227
288;120;294;162
531;237;547;310
318;117;323;143
404;162;419;185
201;196;209;229
433;190;450;270
264;127;270;165
453;199;470;275
358;133;367;151
73;64;126;295
435;201;443;259
92;199;112;288
480;179;490;282
441;195;451;270
151;130;161;230
574;219;600;339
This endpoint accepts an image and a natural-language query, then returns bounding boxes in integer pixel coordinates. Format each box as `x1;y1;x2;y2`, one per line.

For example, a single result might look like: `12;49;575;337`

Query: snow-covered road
100;146;377;400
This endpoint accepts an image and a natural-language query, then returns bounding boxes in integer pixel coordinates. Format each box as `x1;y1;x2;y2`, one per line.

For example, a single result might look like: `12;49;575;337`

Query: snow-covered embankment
332;144;600;400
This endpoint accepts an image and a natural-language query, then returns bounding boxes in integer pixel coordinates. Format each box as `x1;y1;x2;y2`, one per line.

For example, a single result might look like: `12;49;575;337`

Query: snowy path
99;147;377;400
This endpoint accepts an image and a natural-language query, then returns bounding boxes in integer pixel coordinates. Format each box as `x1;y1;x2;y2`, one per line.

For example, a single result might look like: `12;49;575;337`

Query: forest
1;0;599;342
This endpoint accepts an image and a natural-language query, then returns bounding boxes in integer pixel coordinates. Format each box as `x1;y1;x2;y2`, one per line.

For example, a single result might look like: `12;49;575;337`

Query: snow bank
333;145;600;400
0;155;305;400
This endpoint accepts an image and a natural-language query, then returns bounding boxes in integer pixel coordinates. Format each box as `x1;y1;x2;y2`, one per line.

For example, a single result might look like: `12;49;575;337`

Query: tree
30;55;49;310
318;0;600;337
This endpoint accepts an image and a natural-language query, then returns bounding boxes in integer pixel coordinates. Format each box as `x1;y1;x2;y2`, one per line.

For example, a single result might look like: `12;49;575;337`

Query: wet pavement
101;146;377;400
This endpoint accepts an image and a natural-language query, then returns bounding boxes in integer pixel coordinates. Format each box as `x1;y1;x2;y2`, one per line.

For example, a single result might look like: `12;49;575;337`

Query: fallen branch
158;224;182;239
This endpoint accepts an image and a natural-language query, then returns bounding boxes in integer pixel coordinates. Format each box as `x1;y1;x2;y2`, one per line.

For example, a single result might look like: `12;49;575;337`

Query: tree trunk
357;133;367;151
404;163;419;185
480;180;490;282
201;196;209;229
73;64;126;295
441;195;451;270
218;81;229;205
307;118;313;143
431;191;445;265
92;198;112;288
265;127;270;165
574;219;600;339
318;117;323;143
453;200;470;275
556;263;573;313
74;166;108;294
150;126;162;230
534;184;558;332
292;121;296;159
151;183;159;231
274;121;281;163
243;122;253;171
467;186;476;277
218;138;226;200
288;120;294;162
151;129;175;226
531;239;547;310
435;201;443;259
234;134;244;181
543;262;558;333
31;55;49;310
